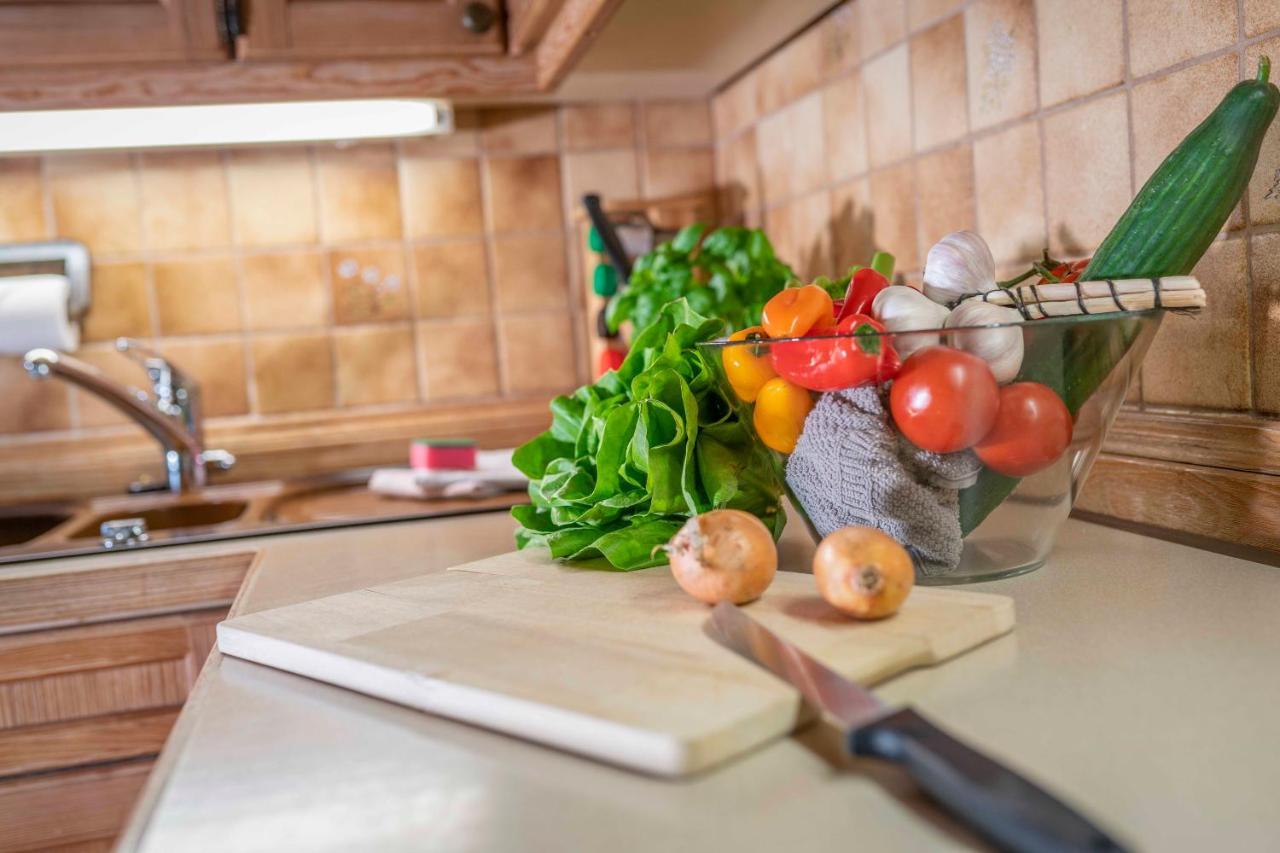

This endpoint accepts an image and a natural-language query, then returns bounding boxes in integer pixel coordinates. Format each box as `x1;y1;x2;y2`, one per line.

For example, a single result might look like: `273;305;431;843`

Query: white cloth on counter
0;275;79;355
785;386;981;577
368;449;527;500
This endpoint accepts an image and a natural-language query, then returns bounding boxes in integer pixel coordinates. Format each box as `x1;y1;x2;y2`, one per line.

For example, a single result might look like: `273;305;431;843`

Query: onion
812;526;914;620
666;510;777;605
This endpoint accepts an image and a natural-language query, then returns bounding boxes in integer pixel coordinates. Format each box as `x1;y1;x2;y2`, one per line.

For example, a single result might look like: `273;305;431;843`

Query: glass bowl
699;310;1164;584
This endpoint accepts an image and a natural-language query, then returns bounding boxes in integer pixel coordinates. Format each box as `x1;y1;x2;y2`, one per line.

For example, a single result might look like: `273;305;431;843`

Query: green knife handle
850;708;1127;853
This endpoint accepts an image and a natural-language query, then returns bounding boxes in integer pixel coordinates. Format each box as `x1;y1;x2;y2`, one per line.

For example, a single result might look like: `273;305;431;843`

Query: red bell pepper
769;313;899;392
835;268;890;324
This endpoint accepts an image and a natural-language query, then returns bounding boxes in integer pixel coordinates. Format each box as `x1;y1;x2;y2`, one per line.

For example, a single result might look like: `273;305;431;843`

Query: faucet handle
115;338;197;420
200;448;236;471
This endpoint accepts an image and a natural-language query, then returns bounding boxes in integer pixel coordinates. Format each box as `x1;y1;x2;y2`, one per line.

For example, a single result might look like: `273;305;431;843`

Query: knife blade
707;602;1128;853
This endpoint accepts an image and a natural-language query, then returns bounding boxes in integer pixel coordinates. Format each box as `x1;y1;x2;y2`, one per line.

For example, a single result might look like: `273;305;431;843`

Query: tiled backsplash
0;101;715;439
713;0;1280;415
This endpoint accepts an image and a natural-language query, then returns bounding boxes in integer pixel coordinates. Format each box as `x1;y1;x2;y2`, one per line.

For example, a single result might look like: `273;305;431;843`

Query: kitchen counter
112;511;1280;852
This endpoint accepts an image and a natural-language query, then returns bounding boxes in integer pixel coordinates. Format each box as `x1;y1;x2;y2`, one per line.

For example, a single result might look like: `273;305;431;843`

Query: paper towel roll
0;275;79;356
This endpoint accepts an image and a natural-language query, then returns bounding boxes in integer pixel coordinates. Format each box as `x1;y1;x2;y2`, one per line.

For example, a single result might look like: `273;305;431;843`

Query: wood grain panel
1102;408;1280;476
535;0;624;89
0;660;190;729
0;708;178;778
0;0;222;68
508;0;564;54
0;760;151;852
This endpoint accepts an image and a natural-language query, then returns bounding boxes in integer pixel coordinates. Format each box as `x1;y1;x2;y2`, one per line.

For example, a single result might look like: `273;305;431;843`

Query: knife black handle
850;708;1127;853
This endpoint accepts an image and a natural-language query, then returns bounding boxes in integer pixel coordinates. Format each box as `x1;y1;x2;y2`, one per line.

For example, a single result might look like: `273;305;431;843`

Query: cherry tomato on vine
721;326;777;402
889;346;998;454
753;377;813;454
770;313;898;392
974;382;1073;476
761;284;835;339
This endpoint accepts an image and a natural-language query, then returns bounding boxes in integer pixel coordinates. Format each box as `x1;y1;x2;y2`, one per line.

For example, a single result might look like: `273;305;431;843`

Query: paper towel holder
0;239;91;318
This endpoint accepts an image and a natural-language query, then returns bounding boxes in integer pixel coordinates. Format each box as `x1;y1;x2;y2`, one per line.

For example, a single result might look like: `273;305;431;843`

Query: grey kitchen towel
785;386;980;576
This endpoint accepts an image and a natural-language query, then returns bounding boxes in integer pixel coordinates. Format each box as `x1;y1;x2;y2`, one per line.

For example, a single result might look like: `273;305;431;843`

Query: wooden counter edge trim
113;551;266;853
1102;408;1280;476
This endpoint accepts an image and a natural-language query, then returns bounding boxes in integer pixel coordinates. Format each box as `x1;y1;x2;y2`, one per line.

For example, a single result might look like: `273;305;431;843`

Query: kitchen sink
0;507;72;547
65;500;250;540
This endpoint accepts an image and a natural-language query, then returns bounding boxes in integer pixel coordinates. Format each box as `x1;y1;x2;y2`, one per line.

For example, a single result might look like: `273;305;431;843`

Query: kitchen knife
707;602;1127;853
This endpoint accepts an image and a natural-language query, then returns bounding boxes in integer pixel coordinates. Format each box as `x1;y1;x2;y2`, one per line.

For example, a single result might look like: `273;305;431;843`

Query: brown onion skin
813;526;914;619
667;510;778;605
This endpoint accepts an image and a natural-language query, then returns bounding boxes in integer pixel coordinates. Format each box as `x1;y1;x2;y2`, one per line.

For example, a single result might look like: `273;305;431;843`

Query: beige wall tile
563;150;640;207
1250;232;1280;412
401;156;483;238
1126;0;1237;78
492;235;568;313
154;338;248;418
863;45;913;167
481;108;558;154
765;190;833;281
139;151;230;251
419;318;501;401
1131;55;1242;228
1142;237;1249;409
82;262;151;342
756;92;827;205
328;246;409;325
400;109;481;157
0;356;70;433
912;16;969;150
859;0;908;58
153;256;241;335
757;25;824;114
830;179;876;272
485;155;562;233
242;250;329;331
335;325;418;406
909;0;966;29
315;144;402;242
819;2;860;78
1043;93;1131;256
717;128;761;222
712;72;761;140
0;158;47;242
869;163;921;272
1036;0;1124;107
47;153;141;253
640;148;715;198
1246;38;1280;227
823;71;869;182
965;0;1037;131
227;148;318;248
251;332;335;414
642;100;713;148
561;103;636;150
70;345;138;428
500;313;577;394
1244;0;1280;36
411;240;490;319
974;121;1046;264
915;144;976;253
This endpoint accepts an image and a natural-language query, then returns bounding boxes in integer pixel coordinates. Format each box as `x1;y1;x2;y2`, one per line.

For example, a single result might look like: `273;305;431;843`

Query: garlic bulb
923;231;997;306
945;300;1024;383
872;286;951;359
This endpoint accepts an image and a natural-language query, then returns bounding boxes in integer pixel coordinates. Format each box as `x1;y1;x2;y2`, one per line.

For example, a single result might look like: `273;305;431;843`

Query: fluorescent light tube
0;99;453;153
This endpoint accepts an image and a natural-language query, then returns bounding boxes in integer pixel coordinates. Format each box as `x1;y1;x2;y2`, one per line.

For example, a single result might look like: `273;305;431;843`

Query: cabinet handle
461;2;496;34
215;0;244;58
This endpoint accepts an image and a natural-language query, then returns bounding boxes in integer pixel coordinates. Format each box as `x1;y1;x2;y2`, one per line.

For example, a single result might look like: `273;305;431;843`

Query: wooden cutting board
216;549;1014;777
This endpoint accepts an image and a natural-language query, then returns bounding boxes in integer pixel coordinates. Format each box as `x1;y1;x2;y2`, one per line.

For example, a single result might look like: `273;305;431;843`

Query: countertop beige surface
111;510;1280;852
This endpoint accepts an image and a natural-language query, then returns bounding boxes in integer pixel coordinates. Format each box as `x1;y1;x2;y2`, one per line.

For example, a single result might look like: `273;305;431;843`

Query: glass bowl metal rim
695;307;1165;349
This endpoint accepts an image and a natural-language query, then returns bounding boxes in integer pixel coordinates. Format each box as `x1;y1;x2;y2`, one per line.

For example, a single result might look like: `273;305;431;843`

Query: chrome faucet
23;338;235;492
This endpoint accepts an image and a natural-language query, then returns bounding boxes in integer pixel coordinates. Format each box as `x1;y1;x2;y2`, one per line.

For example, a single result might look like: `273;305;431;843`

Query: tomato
761;284;835;339
753;377;813;454
835;268;890;323
721;326;778;402
974;383;1073;476
889;346;998;453
770;314;899;392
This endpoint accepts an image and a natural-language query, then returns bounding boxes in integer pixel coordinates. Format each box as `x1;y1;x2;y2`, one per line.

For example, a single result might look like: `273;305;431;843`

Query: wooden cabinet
0;550;257;852
0;0;225;68
239;0;505;60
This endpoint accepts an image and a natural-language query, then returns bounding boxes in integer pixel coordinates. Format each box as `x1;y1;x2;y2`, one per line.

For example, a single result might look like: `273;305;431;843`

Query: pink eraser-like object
411;439;477;471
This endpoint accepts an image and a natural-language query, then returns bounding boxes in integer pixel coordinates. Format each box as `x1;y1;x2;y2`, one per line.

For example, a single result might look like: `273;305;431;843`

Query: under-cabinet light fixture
0;99;453;154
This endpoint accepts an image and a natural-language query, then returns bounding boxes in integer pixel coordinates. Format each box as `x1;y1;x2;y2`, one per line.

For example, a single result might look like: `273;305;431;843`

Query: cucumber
1084;56;1279;280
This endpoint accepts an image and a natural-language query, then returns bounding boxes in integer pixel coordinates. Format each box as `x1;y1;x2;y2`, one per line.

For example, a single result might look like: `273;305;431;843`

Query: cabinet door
240;0;504;60
0;0;225;67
